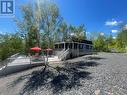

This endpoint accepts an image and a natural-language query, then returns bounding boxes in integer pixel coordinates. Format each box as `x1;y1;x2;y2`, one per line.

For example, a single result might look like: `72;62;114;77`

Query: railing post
64;42;65;50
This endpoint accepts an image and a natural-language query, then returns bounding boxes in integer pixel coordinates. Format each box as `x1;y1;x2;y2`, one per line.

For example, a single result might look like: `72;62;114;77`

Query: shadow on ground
10;60;100;95
86;56;106;60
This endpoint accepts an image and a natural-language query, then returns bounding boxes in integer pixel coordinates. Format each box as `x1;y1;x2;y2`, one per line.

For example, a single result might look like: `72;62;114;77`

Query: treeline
93;29;127;52
0;0;127;61
0;1;86;60
15;1;86;50
0;33;24;60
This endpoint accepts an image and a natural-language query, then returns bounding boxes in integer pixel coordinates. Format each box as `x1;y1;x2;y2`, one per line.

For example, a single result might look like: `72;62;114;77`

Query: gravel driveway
0;52;127;95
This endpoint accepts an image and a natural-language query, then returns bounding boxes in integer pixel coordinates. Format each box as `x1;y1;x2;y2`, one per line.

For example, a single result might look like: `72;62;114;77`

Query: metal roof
55;40;93;45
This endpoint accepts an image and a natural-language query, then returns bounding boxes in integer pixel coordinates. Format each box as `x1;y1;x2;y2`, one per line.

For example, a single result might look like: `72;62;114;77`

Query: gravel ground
0;52;127;95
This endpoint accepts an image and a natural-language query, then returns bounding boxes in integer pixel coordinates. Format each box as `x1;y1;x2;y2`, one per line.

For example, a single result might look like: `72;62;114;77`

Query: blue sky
0;0;127;38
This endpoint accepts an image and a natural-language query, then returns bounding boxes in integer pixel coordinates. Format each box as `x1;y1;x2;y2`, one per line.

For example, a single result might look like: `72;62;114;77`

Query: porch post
58;44;59;50
72;42;74;49
64;42;65;50
77;43;79;56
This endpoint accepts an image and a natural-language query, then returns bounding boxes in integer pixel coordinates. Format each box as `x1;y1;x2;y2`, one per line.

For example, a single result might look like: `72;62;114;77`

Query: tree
35;0;62;49
15;3;39;53
116;30;127;52
0;33;24;60
15;0;62;52
93;33;107;51
59;21;68;42
89;32;95;41
68;24;86;42
76;24;86;41
106;33;114;50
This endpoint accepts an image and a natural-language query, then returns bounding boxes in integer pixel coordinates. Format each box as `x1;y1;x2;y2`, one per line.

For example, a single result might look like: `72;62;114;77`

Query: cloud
0;31;6;35
105;20;118;26
105;19;122;26
123;24;127;30
111;30;118;33
100;32;104;36
70;33;75;36
0;31;3;34
113;36;116;39
86;32;90;34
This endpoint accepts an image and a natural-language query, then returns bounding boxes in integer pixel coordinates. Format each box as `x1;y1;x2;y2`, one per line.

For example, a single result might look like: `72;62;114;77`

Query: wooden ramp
0;55;62;77
0;56;45;77
48;56;61;63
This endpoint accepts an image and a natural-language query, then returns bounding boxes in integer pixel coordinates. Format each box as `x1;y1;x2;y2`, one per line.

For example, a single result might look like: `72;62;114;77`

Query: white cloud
105;19;122;26
111;30;118;33
105;20;117;26
70;33;75;36
86;32;90;34
100;32;104;36
123;24;127;30
0;31;3;34
113;36;116;39
0;31;6;35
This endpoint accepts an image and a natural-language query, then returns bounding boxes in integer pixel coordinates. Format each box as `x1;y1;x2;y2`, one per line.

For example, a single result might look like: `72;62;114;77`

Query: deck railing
58;48;70;60
0;53;20;68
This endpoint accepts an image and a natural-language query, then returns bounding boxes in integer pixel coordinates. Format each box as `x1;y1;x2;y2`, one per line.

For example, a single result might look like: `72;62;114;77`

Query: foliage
4;0;126;61
15;3;40;53
0;33;24;60
68;24;86;42
116;30;127;52
15;1;86;51
92;28;127;52
57;21;68;42
15;1;63;51
93;34;108;51
0;1;87;61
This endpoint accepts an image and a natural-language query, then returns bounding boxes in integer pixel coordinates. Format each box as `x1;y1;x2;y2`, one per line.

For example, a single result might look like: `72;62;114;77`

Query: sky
0;0;127;38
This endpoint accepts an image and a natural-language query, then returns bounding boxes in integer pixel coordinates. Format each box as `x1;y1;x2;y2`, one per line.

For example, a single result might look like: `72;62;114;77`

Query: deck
0;55;61;77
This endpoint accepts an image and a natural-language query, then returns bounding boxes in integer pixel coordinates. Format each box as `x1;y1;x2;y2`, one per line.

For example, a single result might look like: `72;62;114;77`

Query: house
54;40;93;60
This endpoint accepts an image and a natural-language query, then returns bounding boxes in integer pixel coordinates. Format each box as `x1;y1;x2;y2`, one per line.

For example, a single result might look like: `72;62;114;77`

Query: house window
69;43;73;49
65;43;69;49
79;44;83;49
90;46;93;50
86;45;89;49
55;44;58;49
74;43;77;49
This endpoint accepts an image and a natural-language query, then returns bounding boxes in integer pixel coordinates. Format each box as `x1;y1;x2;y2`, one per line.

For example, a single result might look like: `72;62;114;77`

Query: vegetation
93;34;107;51
0;33;24;60
0;0;127;61
116;29;127;52
93;29;127;52
15;1;86;50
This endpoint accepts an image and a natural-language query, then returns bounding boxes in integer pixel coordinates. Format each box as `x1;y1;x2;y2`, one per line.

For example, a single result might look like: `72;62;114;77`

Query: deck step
48;56;61;62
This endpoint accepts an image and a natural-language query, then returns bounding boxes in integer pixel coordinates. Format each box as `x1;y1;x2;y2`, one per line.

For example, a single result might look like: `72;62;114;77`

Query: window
55;44;58;49
86;45;89;49
79;44;83;49
65;43;69;49
90;46;93;50
69;43;73;49
74;43;77;49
